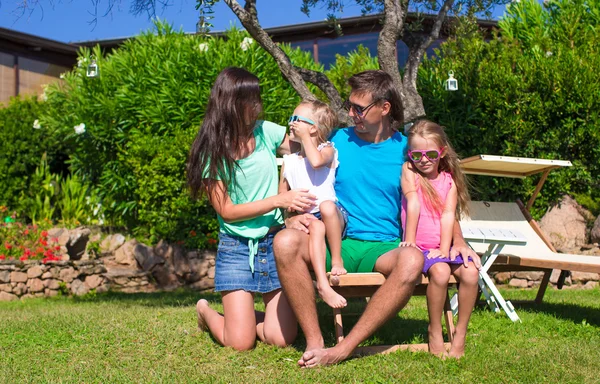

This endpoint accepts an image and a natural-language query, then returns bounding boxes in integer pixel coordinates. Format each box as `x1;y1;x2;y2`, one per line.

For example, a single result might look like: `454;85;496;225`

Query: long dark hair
187;67;262;199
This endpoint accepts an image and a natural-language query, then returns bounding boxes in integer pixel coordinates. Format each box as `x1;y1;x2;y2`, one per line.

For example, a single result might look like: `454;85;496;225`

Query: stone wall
0;232;216;301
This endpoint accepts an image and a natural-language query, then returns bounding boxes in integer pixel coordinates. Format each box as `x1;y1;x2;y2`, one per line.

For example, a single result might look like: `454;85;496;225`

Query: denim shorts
214;232;281;293
313;203;349;239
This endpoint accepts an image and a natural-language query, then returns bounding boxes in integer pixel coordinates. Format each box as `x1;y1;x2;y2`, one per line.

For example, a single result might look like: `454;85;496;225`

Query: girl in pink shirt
400;120;479;359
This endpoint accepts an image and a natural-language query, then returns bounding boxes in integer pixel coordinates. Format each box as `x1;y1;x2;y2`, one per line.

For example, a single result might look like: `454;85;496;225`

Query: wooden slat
328;272;457;287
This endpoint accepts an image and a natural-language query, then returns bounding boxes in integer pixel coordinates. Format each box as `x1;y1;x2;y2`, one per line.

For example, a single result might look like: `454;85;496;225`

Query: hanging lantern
445;71;458;91
86;57;99;78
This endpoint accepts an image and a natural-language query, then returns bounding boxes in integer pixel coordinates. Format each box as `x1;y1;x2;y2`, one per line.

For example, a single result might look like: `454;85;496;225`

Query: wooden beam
526;169;551;211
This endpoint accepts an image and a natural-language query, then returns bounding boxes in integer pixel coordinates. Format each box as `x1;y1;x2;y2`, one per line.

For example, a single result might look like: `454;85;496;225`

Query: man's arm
451;220;482;269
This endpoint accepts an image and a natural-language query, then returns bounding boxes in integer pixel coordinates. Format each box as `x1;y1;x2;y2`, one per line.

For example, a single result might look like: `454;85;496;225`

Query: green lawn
1;287;599;383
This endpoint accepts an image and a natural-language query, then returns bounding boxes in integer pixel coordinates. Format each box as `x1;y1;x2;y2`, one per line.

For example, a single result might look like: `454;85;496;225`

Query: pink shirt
401;171;454;251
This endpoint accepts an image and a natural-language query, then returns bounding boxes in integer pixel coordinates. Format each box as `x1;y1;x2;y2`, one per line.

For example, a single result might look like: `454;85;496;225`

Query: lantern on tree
445;71;458;91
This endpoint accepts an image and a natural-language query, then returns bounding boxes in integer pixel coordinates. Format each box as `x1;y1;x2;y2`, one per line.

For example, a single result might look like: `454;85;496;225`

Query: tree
9;0;506;122
196;0;507;124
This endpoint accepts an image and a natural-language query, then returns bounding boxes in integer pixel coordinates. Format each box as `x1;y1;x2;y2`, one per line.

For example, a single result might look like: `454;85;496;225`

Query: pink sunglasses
408;148;443;162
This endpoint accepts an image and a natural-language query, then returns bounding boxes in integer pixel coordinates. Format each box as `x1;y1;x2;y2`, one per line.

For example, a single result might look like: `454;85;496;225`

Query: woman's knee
226;338;256;351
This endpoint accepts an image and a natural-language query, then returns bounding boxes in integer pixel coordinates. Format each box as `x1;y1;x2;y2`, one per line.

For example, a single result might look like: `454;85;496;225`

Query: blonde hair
299;100;338;143
407;120;470;219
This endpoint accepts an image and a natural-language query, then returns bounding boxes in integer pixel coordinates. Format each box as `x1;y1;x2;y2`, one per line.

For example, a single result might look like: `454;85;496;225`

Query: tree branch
377;0;406;99
295;67;348;124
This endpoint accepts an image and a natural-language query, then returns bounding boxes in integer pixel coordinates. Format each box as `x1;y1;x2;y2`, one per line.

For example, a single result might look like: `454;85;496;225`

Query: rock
44;279;60;290
48;228;70;246
114;240;139;267
0;283;12;292
0;291;18;301
44;288;59;297
10;272;28;283
43;267;60;280
13;283;26;295
100;234;126;254
134;243;163;271
0;270;10;283
96;284;109;294
59;267;79;283
493;272;513;283
583;281;599;289
514;271;545;281
84;275;104;290
67;227;91;260
70;279;89;296
539;195;589;250
207;266;215;279
27;278;44;293
190;278;215;291
591;216;600;244
508;278;528;288
151;263;180;289
20;294;35;300
570;271;600;283
27;265;44;279
172;245;191;278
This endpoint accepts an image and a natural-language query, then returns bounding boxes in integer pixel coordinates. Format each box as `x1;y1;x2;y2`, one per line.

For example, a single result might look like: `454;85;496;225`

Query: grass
1;287;599;383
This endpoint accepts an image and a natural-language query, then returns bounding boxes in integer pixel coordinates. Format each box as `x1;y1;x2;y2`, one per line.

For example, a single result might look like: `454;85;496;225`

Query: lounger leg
333;307;344;344
535;269;552;305
444;291;455;342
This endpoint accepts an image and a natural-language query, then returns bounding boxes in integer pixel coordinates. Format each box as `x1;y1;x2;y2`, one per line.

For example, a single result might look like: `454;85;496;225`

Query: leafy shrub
419;0;600;217
40;21;321;247
0;217;61;262
0;97;70;211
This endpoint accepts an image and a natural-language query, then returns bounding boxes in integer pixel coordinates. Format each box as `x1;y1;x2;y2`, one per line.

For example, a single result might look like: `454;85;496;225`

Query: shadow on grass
517;301;600;327
75;290;432;348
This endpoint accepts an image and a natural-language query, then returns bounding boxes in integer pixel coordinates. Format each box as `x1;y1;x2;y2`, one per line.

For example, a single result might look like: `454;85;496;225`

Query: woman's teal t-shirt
205;120;285;239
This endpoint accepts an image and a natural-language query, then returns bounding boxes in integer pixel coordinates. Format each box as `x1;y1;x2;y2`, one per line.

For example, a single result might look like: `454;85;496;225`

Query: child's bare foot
196;299;209;331
330;265;347;276
317;283;347;308
449;329;466;359
427;325;448;358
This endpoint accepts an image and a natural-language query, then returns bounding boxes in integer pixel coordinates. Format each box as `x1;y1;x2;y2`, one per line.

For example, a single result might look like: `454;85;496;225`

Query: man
273;70;480;367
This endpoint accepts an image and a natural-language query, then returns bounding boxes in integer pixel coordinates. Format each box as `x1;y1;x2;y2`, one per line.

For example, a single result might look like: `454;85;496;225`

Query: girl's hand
276;189;317;212
290;122;311;141
399;241;417;248
427;249;448;259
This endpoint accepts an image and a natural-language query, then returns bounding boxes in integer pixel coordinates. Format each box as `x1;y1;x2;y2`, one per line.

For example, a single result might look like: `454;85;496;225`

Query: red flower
0;255;5;260
19;255;28;261
36;247;44;255
54;245;61;251
207;238;217;246
4;242;12;250
24;229;29;235
39;239;48;246
51;237;59;243
24;249;32;256
41;230;48;238
189;230;197;237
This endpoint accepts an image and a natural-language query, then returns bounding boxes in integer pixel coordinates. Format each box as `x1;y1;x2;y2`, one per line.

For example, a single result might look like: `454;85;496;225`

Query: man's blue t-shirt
331;127;408;242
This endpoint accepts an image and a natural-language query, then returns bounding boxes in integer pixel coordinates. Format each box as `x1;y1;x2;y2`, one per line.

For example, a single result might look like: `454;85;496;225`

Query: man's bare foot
297;346;348;368
448;329;466;359
330;265;347;276
317;283;347;308
428;325;448;358
196;299;209;331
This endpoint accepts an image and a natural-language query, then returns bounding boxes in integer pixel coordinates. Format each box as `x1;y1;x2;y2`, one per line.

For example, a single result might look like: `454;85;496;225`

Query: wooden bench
327;272;457;355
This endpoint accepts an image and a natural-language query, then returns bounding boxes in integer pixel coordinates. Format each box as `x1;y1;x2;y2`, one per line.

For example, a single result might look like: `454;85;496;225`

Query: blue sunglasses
288;115;315;125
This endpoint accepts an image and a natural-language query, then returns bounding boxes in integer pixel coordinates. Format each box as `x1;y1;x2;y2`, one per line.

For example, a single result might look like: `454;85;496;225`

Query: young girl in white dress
280;100;349;309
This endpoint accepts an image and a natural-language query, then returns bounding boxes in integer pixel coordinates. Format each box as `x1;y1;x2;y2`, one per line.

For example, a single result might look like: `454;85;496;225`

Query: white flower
198;43;209;52
40;91;47;102
33;119;41;129
74;123;86;135
240;37;254;51
77;57;87;67
546;51;553;57
59;73;65;79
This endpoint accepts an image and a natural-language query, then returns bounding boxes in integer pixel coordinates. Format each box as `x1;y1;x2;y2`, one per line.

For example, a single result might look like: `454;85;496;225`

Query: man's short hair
348;70;404;129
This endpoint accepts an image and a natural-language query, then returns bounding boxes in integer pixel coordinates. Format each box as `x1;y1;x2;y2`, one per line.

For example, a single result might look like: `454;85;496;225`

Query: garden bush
39;21;321;247
418;0;600;217
0;97;70;211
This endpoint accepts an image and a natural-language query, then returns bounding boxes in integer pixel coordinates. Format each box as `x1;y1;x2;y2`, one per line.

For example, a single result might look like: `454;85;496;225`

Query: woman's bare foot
317;283;347;308
196;299;209;331
449;329;466;359
428;325;448;358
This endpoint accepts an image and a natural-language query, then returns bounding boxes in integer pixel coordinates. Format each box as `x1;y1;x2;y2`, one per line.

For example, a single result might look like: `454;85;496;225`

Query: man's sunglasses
408;149;443;162
342;99;381;117
288;115;315;125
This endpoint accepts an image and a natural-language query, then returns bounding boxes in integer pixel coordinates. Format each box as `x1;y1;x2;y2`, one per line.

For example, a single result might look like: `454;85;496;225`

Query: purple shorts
422;250;472;274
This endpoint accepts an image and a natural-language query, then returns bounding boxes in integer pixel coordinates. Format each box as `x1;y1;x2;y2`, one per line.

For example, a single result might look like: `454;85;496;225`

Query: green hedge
0;97;70;212
38;21;321;247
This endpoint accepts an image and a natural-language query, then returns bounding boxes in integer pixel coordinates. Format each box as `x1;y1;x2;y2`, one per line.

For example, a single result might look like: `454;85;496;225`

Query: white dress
282;142;339;214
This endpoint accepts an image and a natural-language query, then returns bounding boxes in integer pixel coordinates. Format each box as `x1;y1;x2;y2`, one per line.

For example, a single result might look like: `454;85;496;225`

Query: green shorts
326;237;401;273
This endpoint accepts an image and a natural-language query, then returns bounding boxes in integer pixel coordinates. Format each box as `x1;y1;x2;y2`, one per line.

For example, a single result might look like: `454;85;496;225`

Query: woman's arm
276;133;300;156
401;162;420;246
208;180;315;223
278;163;290;195
439;182;458;256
